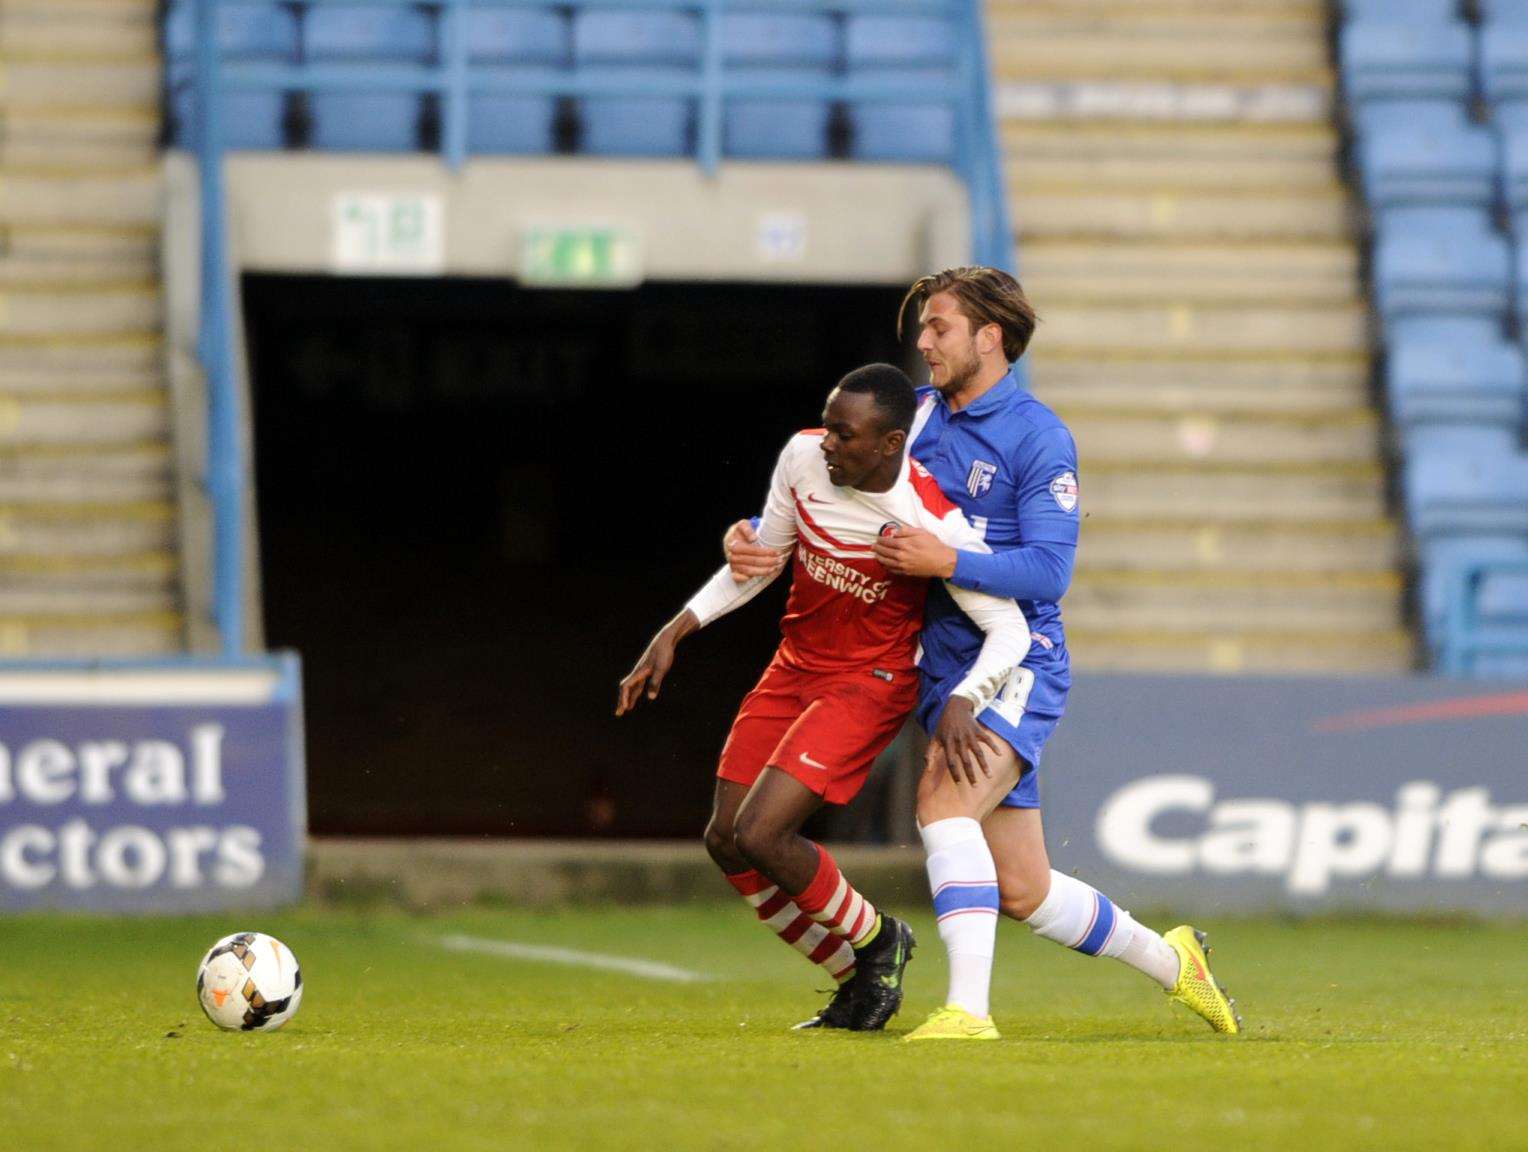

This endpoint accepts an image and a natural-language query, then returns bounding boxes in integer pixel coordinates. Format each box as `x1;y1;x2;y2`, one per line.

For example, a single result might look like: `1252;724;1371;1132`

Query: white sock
920;817;1000;1019
1024;869;1178;989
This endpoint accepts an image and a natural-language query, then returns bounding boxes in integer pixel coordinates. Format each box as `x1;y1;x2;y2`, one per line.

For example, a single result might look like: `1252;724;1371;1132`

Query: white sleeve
941;583;1030;713
685;563;785;627
685;437;799;628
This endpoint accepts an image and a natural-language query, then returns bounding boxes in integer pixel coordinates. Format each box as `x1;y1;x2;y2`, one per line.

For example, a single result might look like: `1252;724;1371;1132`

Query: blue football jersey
909;368;1079;688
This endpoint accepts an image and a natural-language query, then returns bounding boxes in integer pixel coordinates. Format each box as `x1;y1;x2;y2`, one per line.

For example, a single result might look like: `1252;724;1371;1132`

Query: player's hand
873;526;958;579
724;519;789;582
933;696;1002;786
615;629;680;716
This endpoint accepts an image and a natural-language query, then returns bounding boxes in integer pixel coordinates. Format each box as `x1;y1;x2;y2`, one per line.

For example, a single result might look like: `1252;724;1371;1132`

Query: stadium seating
165;1;298;150
1419;535;1528;636
305;6;437;152
1372;208;1512;320
464;9;567;154
1481;17;1528;105
721;13;838;160
1339;21;1474;105
572;10;700;156
1357;115;1496;206
1404;426;1528;539
844;15;957;162
1340;0;1461;20
1386;318;1526;427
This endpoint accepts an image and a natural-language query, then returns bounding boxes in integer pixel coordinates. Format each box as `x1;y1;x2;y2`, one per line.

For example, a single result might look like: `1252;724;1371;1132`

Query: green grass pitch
1;905;1524;1150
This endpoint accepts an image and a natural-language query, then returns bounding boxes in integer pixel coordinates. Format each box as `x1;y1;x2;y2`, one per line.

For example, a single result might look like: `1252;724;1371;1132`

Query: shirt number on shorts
988;667;1034;727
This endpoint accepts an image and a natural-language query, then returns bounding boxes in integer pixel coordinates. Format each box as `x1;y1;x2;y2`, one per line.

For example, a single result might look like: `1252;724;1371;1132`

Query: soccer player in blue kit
727;266;1241;1040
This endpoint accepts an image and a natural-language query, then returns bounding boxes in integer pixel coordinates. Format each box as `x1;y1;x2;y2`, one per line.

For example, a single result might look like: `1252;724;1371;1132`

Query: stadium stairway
0;0;180;657
991;0;1414;673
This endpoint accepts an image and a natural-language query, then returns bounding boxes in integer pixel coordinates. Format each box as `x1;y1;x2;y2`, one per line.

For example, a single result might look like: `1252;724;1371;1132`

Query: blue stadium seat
466;8;569;64
1387;317;1526;426
305;6;435;153
1499;120;1528;211
1481;19;1528;105
1420;535;1528;636
721;13;838;159
572;11;699;157
164;2;297;149
1340;21;1473;104
1373;208;1512;320
170;79;287;150
1480;0;1528;19
467;91;558;155
1340;0;1460;19
1404;425;1528;537
1357;117;1496;206
1353;99;1469;138
164;1;299;60
844;16;958;163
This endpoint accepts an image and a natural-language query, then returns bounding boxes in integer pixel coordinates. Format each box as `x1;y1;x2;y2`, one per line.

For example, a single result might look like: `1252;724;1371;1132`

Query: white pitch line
437;933;712;983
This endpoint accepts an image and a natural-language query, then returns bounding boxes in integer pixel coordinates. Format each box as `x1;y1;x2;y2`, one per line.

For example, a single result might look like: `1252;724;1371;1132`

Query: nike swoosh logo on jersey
798;752;831;772
805;492;827;504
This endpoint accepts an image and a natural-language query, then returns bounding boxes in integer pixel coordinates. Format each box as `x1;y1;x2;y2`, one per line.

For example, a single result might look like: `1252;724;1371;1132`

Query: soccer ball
195;932;303;1032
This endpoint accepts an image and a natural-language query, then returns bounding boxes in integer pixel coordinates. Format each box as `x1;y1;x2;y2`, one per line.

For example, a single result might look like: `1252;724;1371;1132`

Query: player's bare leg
705;777;858;989
903;739;1019;1041
735;766;916;1031
983;804;1240;1033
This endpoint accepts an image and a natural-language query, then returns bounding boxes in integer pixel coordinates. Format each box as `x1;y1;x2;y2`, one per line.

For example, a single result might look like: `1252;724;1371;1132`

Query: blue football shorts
915;648;1070;809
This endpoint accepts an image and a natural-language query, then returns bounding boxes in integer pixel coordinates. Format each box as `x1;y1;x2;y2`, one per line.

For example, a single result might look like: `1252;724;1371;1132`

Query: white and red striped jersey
687;431;1029;711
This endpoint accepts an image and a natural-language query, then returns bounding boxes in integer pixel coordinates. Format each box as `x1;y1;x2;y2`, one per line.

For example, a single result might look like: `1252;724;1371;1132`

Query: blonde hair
897;266;1038;363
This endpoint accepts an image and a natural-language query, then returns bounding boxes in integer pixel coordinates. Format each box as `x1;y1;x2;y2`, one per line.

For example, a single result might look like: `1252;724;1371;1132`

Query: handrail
1440;560;1528;676
194;0;245;658
186;0;1014;657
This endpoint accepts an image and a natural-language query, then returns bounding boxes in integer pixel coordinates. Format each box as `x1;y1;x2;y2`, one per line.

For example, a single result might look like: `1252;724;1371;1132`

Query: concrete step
1009;151;1340;191
0;585;176;613
1020;240;1361;304
0;500;175;556
0;390;168;445
0;223;158;262
0;549;174;586
988;0;1326;19
0;254;156;285
989;15;1330;84
0;6;157;57
1079;463;1387;521
1;107;160;167
0;166;160;226
0;610;183;658
1002;120;1340;166
0;332;161;372
0;442;170;502
0;281;159;334
1066;409;1380;465
0;59;159;108
1078;518;1402;572
1042;303;1369;355
1066;570;1404;632
1029;355;1370;416
997;80;1332;124
0;365;161;394
1015;187;1355;241
1064;626;1416;675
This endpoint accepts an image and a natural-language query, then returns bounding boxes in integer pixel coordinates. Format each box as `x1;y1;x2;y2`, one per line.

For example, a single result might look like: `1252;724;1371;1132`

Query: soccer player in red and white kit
616;364;1030;1031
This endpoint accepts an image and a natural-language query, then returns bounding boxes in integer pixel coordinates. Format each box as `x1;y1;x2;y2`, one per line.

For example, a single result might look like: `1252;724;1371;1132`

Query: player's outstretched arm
615;609;700;716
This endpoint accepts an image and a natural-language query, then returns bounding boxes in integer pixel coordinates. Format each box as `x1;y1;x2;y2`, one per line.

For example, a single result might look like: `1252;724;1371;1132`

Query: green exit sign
521;226;642;287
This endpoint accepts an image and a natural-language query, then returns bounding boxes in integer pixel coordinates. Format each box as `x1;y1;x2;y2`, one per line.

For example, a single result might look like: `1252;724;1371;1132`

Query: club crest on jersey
878;521;901;538
966;459;998;498
1050;471;1079;512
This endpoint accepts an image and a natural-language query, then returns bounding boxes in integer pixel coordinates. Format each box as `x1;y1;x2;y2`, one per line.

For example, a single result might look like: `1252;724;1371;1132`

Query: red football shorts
716;658;918;806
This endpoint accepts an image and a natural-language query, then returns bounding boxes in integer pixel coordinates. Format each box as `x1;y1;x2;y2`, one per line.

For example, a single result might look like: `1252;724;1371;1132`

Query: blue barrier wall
0;657;306;911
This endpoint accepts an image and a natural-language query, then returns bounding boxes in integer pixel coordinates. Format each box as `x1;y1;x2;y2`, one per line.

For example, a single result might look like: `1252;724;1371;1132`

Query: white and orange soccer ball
195;932;303;1032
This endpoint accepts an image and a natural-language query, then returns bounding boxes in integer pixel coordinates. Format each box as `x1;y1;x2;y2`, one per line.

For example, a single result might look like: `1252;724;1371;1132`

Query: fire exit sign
520;226;642;287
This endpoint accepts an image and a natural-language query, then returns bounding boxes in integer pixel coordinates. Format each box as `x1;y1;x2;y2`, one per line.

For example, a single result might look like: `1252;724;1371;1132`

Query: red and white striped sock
790;844;882;949
726;868;857;984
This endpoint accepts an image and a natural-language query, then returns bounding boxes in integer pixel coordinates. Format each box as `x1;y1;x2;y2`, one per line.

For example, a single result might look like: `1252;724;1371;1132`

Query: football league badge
1050;471;1079;512
966;459;998;498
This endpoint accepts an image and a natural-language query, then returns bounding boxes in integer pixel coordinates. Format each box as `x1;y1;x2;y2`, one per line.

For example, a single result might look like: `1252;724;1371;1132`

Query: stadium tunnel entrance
243;275;915;840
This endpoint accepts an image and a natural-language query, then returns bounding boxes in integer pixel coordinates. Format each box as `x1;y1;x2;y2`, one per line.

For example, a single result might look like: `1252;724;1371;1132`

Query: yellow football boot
1164;925;1242;1035
902;1005;1001;1042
